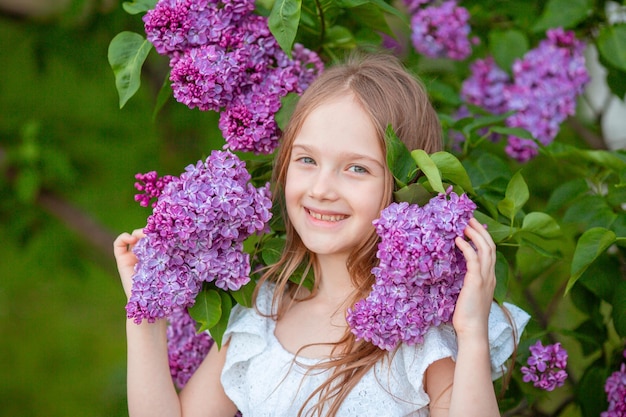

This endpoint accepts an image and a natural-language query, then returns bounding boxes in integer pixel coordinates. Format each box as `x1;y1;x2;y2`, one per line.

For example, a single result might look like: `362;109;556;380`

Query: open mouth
307;209;348;222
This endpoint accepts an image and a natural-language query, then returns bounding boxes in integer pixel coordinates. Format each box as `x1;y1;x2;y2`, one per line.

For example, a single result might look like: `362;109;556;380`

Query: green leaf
393;183;432;205
430;151;475;194
577;365;610;417
563;195;618;229
597;24;626;72
261;238;285;265
276;93;300;130
566;227;617;294
579;253;623;302
323;26;356;49
517;235;562;259
385;125;417;187
188;289;222;332
494;251;509;304
107;31;153;108
488;29;528;71
490;126;534;140
521;212;562;239
463;152;511;188
532;0;591;32
411;149;444;193
497;170;528;221
545;178;588;213
612;281;626;338
231;280;256;308
336;0;408;24
268;0;302;55
426;80;461;106
210;291;233;349
122;0;157;14
474;211;515;243
606;66;626;99
461;113;512;138
152;71;172;121
571;320;605;356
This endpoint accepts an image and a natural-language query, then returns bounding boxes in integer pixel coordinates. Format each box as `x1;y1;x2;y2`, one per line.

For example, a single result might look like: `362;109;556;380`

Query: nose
309;168;339;201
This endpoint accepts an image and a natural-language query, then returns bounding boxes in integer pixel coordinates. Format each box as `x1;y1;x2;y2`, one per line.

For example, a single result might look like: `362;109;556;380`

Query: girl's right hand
113;229;145;300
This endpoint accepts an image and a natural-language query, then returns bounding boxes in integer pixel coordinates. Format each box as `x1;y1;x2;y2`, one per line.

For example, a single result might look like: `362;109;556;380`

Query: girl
114;52;526;416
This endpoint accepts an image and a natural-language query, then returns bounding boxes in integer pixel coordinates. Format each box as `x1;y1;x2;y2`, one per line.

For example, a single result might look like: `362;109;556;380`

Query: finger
131;228;146;239
114;232;133;253
462;221;495;267
467;218;496;251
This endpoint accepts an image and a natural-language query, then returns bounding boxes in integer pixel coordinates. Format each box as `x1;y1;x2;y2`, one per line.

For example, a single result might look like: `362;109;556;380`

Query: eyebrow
292;144;386;169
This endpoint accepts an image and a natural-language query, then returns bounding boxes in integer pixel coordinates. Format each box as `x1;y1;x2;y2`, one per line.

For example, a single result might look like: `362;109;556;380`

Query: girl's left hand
452;217;497;339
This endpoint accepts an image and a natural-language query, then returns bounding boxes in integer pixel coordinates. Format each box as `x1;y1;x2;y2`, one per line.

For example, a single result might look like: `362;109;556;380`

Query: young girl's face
285;94;387;259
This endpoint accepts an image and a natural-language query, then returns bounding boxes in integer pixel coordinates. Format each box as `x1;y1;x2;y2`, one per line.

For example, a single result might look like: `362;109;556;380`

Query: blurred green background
0;1;222;415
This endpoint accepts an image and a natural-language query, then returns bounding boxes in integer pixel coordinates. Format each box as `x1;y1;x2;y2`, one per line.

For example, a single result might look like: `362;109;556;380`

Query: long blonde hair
255;51;442;416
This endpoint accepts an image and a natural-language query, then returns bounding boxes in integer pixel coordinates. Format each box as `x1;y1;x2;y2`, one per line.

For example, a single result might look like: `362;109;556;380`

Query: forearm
448;335;499;417
126;318;182;417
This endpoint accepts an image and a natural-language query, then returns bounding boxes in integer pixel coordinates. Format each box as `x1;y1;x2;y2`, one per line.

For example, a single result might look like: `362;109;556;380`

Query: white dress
221;283;529;417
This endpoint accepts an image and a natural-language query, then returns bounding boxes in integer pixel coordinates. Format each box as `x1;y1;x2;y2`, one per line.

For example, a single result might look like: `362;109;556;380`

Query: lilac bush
408;0;474;60
347;189;476;350
144;0;323;154
602;350;626;417
460;28;589;162
126;150;272;324
521;341;568;391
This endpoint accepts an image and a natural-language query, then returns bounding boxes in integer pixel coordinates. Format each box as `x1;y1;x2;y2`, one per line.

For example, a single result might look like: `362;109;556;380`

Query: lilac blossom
521;341;568;391
126;150;272;324
143;0;255;55
409;1;473;60
461;56;511;115
602;350;626;417
347;188;476;351
134;171;175;208
503;28;589;161
167;307;213;389
458;28;589;162
144;0;323;154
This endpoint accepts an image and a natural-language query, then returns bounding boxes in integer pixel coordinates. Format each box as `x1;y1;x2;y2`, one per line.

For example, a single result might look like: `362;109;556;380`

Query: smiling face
284;94;387;261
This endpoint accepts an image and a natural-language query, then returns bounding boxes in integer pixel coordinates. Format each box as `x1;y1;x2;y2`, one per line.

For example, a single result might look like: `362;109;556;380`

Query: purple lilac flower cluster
347;189;476;351
602;350;626;417
405;0;474;60
126;150;272;324
520;340;568;391
143;0;323;154
134;171;175;208
461;56;510;115
167;307;214;389
460;28;589;162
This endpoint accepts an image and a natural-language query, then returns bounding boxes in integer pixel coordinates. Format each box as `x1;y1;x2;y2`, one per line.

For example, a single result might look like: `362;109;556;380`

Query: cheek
284;170;300;210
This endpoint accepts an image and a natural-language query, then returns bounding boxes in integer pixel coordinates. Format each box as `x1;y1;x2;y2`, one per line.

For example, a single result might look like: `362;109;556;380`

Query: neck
314;253;355;302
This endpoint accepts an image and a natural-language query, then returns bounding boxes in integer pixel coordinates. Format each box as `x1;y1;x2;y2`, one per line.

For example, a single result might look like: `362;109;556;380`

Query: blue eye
348;165;368;174
299;157;315;164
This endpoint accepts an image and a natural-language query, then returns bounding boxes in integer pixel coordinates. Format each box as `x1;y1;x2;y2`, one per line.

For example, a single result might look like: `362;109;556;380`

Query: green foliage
108;31;153;108
268;0;302;54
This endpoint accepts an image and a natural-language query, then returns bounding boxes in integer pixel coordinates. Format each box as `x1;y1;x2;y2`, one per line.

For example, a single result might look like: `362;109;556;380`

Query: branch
566;117;607;150
37;190;118;271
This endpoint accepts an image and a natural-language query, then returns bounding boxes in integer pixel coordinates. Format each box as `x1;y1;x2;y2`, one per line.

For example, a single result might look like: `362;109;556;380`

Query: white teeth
308;210;346;222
